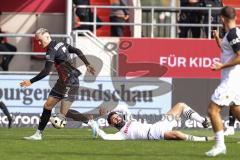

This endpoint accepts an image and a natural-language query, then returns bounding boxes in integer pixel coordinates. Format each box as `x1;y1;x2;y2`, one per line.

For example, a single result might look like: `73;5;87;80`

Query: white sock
215;130;225;147
87;119;94;127
183;106;205;123
185;134;207;141
227;126;234;130
36;130;42;135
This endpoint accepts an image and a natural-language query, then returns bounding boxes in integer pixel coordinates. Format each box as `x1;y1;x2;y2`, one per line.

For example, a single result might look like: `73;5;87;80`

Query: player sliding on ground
90;102;212;141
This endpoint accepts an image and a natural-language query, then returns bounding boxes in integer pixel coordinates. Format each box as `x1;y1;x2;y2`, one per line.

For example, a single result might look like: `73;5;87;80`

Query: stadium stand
222;0;240;24
91;0;111;36
74;0;131;37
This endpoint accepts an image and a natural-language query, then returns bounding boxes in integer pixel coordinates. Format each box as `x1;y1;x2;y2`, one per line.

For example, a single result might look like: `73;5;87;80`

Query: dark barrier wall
172;78;229;118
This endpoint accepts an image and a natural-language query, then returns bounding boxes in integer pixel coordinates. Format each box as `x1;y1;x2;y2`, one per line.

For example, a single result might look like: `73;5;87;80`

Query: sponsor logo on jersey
54;42;64;50
123;121;132;133
230;38;240;46
46;55;50;60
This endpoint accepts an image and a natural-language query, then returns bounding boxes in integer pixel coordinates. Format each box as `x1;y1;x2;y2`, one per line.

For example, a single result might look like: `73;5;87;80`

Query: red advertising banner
0;0;65;13
118;38;221;79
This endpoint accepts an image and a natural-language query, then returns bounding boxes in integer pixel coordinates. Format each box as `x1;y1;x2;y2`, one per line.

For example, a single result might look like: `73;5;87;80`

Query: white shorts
211;81;240;106
148;118;177;140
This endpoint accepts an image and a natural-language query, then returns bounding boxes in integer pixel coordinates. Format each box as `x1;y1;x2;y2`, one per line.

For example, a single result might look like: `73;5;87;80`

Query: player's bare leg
230;105;240;122
60;100;73;116
208;102;223;132
164;130;212;141
166;102;209;128
65;107;99;138
229;106;240;143
205;101;226;156
230;105;240;142
24;96;60;140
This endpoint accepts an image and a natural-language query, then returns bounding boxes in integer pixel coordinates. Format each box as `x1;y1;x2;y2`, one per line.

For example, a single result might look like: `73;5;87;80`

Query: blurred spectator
202;0;223;38
73;0;102;32
0;28;17;71
178;0;203;38
110;0;129;37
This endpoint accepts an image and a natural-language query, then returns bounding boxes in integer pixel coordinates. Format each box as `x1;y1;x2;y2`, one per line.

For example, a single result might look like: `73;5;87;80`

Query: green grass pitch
0;128;240;160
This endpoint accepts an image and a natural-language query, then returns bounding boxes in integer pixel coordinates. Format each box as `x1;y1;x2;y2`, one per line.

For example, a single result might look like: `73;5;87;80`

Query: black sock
229;110;236;127
38;108;52;132
66;109;89;124
0;101;12;121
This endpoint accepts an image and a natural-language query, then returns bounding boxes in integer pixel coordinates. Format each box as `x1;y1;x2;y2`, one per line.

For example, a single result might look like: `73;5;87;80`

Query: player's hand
211;61;223;70
212;30;219;39
20;80;32;87
99;107;107;116
88;114;94;121
124;15;129;21
87;65;96;75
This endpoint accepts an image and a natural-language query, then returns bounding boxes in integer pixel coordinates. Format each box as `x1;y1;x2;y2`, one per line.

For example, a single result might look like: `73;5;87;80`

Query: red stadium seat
90;0;111;36
31;37;46;60
222;0;240;24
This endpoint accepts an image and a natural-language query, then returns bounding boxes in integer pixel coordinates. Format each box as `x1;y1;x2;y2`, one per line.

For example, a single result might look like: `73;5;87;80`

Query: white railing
74;5;240;39
72;30;117;75
0;33;73;44
0;33;73;74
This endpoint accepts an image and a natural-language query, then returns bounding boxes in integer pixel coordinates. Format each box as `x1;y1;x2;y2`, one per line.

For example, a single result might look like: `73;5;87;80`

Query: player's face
220;16;225;26
36;33;50;48
110;114;123;125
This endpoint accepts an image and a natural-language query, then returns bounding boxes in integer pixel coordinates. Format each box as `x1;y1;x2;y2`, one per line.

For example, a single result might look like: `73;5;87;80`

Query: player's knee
207;106;217;117
177;102;187;107
174;131;183;140
44;102;54;110
168;131;183;140
176;102;187;110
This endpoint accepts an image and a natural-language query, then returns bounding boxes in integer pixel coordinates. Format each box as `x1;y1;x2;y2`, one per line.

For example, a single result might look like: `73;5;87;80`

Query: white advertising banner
0;74;172;114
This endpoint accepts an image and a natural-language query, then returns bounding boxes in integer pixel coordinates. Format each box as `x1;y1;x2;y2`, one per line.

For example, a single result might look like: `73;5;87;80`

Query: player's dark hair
107;112;117;125
220;6;236;20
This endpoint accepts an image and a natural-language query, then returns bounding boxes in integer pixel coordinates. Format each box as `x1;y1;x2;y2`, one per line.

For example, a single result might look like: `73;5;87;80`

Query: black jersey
30;40;90;85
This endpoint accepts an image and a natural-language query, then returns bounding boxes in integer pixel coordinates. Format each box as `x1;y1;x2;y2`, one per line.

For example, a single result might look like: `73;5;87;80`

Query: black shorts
49;78;79;102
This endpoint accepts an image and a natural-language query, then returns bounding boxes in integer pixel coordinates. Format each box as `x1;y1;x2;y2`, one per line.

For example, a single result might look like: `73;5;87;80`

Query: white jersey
98;119;176;140
221;27;240;86
119;121;152;139
98;121;152;140
211;27;240;106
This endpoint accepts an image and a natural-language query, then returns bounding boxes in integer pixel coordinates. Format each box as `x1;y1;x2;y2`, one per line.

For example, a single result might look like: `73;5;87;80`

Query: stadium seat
90;0;111;36
31;37;46;60
222;0;240;24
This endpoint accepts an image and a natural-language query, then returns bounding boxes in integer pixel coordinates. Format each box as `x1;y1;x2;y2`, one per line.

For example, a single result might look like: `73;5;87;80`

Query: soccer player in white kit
92;102;211;141
205;6;240;157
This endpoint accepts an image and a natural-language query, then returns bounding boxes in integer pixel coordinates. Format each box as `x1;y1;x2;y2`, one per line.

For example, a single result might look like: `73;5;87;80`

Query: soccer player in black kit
20;28;95;140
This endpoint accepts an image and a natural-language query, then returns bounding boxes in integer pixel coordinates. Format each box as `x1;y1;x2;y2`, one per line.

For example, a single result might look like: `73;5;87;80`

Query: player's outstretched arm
86;64;96;75
98;129;126;140
211;50;240;70
20;80;32;87
20;61;53;87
